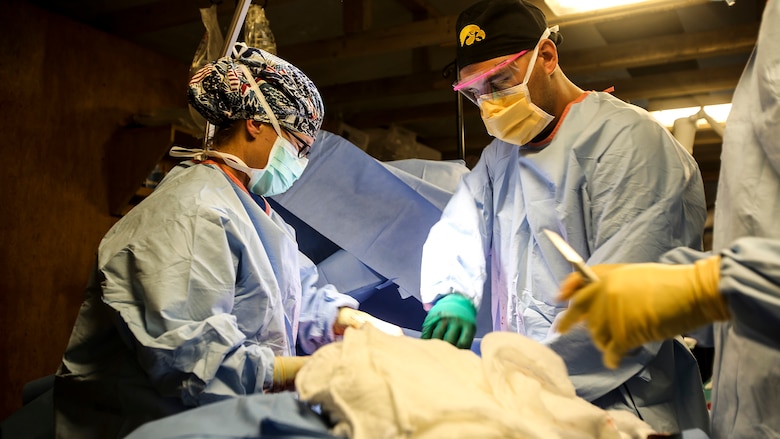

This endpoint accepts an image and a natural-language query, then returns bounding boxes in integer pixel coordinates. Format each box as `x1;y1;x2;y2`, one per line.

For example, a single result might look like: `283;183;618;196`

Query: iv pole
456;90;465;162
451;62;466;162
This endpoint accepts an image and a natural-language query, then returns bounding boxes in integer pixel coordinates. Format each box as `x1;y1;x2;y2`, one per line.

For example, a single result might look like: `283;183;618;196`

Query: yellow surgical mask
479;83;554;145
477;28;555;145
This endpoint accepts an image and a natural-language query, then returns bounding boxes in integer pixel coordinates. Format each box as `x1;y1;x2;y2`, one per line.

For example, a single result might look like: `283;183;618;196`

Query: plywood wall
0;1;189;420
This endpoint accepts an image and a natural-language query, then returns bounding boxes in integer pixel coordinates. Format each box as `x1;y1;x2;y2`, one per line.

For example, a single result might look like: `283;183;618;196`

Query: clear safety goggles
287;131;312;158
452;26;558;105
452;49;530;105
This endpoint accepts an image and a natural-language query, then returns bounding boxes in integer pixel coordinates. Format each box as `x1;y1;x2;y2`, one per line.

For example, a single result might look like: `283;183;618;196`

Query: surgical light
544;0;653;16
650;103;732;128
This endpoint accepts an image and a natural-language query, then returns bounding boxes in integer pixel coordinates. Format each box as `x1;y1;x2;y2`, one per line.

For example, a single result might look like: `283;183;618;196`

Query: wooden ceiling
31;0;764;184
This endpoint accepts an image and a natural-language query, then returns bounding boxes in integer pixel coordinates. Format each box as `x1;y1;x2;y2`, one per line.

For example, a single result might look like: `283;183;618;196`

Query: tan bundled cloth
296;325;655;439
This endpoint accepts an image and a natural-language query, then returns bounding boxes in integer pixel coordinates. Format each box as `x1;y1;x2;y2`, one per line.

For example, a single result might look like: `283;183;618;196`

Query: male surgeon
420;0;709;433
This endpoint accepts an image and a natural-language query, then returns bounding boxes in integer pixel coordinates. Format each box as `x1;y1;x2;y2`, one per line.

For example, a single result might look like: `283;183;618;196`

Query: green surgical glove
556;256;730;369
421;293;477;349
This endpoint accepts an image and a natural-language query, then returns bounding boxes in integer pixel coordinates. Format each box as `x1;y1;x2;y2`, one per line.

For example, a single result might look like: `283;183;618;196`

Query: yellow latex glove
272;356;309;392
556;256;729;369
334;307;404;336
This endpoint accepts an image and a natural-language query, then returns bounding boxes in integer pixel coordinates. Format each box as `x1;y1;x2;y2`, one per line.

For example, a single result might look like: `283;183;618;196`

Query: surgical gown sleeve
708;237;780;438
100;205;279;405
710;241;780;437
719;237;780;347
420;153;495;306
297;252;359;354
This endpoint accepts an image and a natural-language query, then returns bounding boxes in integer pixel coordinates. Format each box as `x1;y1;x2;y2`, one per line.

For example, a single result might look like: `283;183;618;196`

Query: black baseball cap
456;0;562;69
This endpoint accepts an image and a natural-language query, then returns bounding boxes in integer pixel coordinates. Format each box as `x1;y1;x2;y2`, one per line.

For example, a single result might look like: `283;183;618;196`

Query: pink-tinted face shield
452;49;529;104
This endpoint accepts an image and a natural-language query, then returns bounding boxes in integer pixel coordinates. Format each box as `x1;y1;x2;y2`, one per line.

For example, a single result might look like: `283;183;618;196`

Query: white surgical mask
170;135;307;197
478;27;557;145
245;136;308;196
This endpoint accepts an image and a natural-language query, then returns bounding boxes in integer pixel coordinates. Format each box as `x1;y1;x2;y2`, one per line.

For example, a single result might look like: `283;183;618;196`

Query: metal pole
202;0;254;147
455;68;465;162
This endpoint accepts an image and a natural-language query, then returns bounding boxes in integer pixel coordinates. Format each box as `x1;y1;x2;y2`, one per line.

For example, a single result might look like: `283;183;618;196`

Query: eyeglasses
452;49;529;105
288;132;312;158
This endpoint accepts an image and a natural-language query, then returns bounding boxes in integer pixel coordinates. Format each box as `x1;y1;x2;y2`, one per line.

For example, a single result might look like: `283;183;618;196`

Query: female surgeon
53;44;381;438
556;1;780;437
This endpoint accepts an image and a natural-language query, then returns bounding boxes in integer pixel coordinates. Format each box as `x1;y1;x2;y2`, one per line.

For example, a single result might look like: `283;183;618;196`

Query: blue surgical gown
706;1;780;437
715;238;780;438
421;91;709;433
54;161;357;438
661;237;780;439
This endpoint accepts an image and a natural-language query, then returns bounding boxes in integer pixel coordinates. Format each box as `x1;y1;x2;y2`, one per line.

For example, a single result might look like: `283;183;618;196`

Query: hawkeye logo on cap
459;24;486;47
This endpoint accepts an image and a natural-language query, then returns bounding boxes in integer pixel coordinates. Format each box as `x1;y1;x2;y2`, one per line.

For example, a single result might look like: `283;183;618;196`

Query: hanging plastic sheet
272;130;469;302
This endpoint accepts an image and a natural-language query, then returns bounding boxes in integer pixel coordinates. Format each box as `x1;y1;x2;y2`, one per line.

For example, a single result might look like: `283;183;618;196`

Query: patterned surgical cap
188;44;324;139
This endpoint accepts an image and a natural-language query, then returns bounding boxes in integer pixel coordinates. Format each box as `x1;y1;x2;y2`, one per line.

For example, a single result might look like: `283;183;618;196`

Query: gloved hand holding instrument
556;256;730;369
543;229;730;368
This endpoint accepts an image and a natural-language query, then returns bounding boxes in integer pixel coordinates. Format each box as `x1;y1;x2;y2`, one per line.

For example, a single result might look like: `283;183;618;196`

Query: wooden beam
560;23;757;75
593;65;744;102
320;23;752;107
320;70;451;106
55;0;725;58
393;0;441;18
347;101;461;128
342;65;744;129
394;0;440;72
279;0;719;67
279;15;456;66
87;0;299;36
92;1;235;36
